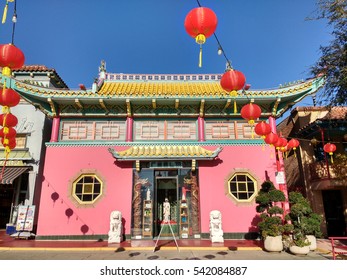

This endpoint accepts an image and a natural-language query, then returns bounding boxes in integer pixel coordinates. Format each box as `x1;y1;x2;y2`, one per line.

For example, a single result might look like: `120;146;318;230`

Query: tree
310;0;347;105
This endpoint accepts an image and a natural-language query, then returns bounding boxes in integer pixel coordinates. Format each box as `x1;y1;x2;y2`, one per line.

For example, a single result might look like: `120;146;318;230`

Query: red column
126;117;133;142
50;117;60;142
198;116;205;142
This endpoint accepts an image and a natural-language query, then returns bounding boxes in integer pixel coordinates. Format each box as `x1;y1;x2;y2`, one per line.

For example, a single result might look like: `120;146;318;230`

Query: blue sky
1;0;331;116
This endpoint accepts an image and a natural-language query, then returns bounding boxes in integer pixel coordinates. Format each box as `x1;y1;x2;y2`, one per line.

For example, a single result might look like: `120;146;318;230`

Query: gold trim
175;99;180;109
110;145;222;159
75;98;83;109
199;99;205;117
192;159;196;171
47;98;56;116
272;98;281;116
224;99;231;109
126;99;132;117
99;98;109;113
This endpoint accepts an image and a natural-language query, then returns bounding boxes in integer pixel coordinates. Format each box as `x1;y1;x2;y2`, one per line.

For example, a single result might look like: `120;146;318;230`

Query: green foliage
286;192;323;246
331;153;347;180
255;180;287;238
309;0;347;105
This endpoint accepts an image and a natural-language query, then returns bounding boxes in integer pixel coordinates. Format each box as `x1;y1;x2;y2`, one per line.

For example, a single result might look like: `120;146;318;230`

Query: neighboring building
3;61;325;240
0;65;68;230
278;106;347;237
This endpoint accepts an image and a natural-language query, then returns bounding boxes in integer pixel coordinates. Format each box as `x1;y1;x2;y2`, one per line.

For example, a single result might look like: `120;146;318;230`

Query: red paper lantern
184;7;218;67
280;138;288;151
220;69;246;94
264;132;279;146
184;7;218;42
0;43;25;71
323;142;336;163
288;138;300;150
240;103;262;125
0;88;20;107
0;127;16;138
0;113;18;127
1;136;16;148
254;121;271;139
323;143;336;155
274;137;288;152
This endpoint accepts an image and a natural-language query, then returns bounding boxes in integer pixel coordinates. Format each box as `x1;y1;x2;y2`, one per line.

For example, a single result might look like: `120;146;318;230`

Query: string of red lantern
0;42;25;179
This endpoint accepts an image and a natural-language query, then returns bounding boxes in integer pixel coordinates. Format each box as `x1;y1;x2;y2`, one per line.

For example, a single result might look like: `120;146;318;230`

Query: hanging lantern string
195;0;232;69
278;136;346;145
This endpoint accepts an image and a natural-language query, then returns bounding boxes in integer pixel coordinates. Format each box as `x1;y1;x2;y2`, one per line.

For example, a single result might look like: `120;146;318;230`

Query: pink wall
36;146;133;237
199;145;278;234
37;144;279;238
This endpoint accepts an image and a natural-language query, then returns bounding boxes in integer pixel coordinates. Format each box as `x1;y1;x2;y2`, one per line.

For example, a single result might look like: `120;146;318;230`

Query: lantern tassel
198;45;202;68
2;2;8;24
330;154;334;164
234;99;237;114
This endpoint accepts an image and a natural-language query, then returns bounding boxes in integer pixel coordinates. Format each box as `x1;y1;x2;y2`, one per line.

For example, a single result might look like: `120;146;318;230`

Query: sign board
16;205;35;231
275;171;286;184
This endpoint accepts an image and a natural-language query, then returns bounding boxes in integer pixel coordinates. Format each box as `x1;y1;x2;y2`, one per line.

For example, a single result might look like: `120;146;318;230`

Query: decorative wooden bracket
47;98;57;117
126;99;132;117
199;99;205;117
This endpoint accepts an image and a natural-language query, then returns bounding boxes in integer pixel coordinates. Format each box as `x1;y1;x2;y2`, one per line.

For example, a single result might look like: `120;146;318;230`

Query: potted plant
256;180;290;252
285;192;318;254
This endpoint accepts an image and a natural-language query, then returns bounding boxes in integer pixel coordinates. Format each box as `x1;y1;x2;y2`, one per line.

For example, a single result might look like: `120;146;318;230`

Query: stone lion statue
108;210;123;243
209;210;224;243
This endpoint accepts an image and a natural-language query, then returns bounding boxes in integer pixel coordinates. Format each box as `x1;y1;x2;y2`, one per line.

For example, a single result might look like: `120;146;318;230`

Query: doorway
322;190;346;236
154;177;179;238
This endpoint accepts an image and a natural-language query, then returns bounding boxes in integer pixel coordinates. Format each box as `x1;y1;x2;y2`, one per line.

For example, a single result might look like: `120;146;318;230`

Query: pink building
10;63;324;241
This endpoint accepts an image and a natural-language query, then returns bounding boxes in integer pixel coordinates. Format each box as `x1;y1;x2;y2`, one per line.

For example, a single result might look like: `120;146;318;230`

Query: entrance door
154;177;179;238
322;190;346;236
0;187;14;228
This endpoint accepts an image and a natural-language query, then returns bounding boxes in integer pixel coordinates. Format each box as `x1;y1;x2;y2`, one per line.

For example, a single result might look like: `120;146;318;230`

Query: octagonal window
72;174;103;204
227;172;257;202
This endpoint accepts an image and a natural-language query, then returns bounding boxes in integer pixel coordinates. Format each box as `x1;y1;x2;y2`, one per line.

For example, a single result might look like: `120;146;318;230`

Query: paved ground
0;247;333;260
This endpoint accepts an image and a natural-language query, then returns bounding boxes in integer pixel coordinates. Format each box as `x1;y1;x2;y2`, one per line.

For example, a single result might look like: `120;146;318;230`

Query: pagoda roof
108;145;222;161
1;72;325;118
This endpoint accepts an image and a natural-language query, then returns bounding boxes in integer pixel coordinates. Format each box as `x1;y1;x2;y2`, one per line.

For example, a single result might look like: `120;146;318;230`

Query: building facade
278;106;347;237
0;65;68;230
2;62;325;240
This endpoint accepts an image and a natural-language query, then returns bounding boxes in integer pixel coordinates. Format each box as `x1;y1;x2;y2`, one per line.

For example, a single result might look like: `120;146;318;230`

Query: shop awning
0;167;29;184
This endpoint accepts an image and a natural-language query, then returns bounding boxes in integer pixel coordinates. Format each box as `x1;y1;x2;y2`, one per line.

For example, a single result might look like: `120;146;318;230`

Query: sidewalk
0;230;336;259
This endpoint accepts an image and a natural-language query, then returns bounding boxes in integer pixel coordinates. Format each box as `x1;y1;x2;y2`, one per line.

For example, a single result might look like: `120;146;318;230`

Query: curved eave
1;75;325;118
108;146;223;161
